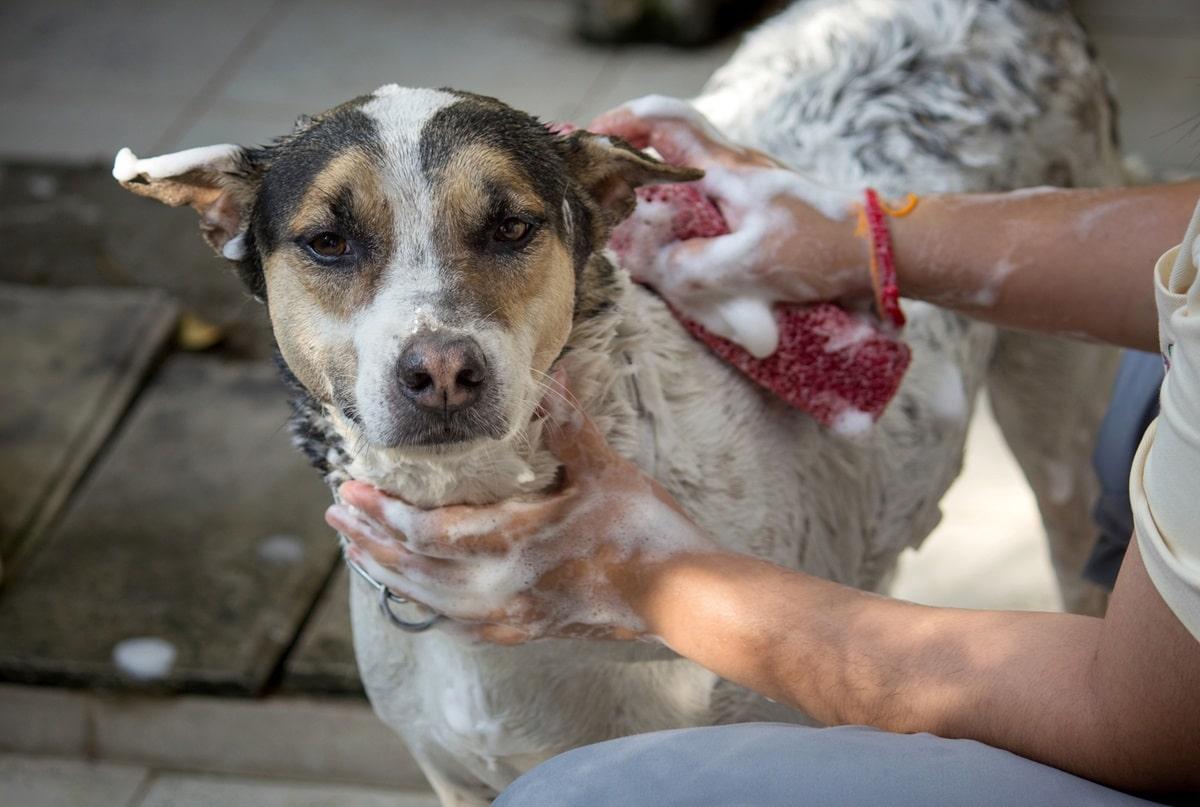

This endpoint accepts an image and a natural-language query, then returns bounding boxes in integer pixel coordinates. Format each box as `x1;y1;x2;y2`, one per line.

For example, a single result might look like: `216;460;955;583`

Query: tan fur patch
283;148;394;319
263;252;358;407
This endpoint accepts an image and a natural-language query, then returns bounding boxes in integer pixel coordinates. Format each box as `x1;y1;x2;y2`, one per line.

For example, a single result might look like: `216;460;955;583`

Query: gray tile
161;100;300;153
0;89;184;162
0;0;280;160
1074;0;1200;37
1089;31;1200;176
0;356;338;694
0;686;91;757
93;695;425;788
0;283;177;564
0;161;277;360
0;754;148;807
137;774;436;807
280;570;363;696
0;0;276;98
572;39;739;123
213;0;612;122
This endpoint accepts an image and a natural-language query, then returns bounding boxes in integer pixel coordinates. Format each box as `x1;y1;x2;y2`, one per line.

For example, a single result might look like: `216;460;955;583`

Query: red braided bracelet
859;188;914;329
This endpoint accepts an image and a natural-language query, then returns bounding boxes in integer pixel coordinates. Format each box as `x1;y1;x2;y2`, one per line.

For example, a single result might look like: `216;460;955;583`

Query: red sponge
612;183;911;433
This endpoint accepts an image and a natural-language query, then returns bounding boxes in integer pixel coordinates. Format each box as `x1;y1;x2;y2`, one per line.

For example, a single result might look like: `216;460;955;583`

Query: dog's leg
985;329;1119;615
409;748;498;807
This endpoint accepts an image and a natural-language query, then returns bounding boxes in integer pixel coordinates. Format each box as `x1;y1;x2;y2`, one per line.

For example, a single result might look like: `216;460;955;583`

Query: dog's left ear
112;143;261;260
558;131;702;225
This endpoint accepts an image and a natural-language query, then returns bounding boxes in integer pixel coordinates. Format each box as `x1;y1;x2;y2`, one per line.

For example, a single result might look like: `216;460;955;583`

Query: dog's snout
397;334;488;412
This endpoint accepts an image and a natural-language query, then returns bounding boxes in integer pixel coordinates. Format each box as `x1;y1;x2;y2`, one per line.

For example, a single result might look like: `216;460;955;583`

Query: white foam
1004;185;1058;199
112;144;242;183
112;637;176;681
832;408;873;438
712;297;779;359
258;534;305;564
221;231;247;261
822;319;875;353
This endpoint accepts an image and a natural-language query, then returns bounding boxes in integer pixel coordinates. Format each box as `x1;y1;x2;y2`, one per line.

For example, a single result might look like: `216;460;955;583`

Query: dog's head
115;86;699;452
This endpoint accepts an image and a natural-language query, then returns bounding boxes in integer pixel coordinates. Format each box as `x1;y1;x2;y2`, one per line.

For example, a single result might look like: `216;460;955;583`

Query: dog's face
115;86;698;452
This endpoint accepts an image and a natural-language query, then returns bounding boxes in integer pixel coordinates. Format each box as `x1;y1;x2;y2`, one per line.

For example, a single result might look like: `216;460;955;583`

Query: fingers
588;106;726;170
336;480;580;559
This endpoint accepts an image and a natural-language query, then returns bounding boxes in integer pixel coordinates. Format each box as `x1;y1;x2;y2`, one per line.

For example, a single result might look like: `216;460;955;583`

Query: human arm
330;389;1200;795
589;102;1199;352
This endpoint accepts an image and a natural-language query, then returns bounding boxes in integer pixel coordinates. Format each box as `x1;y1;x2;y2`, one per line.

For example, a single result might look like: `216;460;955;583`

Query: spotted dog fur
115;1;1124;803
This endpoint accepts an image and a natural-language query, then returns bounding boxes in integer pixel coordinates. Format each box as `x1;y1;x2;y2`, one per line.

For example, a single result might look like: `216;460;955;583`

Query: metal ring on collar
341;544;444;633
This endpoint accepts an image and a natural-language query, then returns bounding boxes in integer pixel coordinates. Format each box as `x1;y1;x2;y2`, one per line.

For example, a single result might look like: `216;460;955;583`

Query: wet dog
115;0;1125;802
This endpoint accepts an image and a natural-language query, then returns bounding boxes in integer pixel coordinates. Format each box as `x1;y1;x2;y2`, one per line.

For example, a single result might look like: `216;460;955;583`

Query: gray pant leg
496;724;1159;807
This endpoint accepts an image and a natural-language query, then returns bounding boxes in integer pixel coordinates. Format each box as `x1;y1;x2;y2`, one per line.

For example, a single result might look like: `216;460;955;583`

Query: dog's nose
396;335;488;412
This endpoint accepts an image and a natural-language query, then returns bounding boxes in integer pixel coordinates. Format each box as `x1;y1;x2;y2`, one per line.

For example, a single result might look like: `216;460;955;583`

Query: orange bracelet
855;189;918;329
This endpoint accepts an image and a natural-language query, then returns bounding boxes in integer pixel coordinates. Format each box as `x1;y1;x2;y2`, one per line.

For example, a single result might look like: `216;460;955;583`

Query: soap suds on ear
222;231;247;261
112;143;242;183
112;637;177;681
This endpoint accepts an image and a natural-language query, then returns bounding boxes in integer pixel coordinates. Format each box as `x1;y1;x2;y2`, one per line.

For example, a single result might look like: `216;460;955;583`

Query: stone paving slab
0;282;177;566
0;753;150;807
0;356;338;694
0;685;425;789
137;773;438;807
280;569;363;697
0;162;275;359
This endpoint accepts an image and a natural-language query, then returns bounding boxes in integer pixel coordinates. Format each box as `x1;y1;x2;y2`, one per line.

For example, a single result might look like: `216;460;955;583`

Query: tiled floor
0;0;1196;803
0;753;439;807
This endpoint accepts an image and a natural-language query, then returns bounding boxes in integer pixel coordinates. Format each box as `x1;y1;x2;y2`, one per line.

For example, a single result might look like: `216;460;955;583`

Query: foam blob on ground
258;533;306;564
112;637;177;681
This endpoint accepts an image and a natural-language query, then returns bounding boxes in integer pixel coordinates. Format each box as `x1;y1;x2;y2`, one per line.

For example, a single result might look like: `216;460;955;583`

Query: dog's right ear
112;144;261;261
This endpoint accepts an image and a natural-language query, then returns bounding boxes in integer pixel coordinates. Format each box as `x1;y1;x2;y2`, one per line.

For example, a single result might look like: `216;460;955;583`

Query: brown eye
308;232;349;258
494;217;530;243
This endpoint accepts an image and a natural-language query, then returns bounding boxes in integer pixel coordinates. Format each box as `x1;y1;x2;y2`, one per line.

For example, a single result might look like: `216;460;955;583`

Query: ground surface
0;0;1196;803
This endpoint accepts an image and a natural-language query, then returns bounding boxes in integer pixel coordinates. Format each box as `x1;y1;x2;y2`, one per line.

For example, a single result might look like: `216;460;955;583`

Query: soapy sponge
611;183;911;434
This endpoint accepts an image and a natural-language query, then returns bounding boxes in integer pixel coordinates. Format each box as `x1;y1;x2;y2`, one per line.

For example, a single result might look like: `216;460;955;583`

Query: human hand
591;96;869;357
325;376;719;644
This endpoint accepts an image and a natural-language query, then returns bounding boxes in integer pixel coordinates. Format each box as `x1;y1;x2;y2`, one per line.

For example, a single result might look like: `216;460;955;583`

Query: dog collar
342;538;444;633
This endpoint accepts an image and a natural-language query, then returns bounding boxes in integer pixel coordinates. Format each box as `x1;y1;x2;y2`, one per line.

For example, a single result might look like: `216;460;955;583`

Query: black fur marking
249;101;384;256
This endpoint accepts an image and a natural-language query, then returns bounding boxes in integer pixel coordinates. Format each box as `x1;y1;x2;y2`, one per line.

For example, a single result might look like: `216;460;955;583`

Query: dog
114;0;1125;802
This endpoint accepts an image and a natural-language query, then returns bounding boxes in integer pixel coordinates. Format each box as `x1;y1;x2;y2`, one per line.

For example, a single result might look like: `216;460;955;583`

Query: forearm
818;181;1199;351
628;550;1194;793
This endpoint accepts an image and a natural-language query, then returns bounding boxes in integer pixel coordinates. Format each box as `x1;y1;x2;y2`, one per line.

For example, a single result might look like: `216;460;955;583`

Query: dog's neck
288;255;651;508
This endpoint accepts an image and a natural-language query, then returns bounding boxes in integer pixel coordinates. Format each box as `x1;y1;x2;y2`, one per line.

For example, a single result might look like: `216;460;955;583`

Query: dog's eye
308;232;349;258
494;217;530;243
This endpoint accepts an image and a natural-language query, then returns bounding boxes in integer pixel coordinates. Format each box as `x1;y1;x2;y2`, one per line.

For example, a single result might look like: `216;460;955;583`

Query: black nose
396;334;488;413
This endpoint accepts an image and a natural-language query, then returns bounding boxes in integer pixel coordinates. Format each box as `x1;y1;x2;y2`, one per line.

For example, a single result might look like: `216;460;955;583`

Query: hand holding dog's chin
326;378;721;645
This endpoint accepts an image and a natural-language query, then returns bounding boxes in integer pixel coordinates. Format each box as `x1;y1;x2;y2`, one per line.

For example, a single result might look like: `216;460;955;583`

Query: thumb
537;371;617;478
